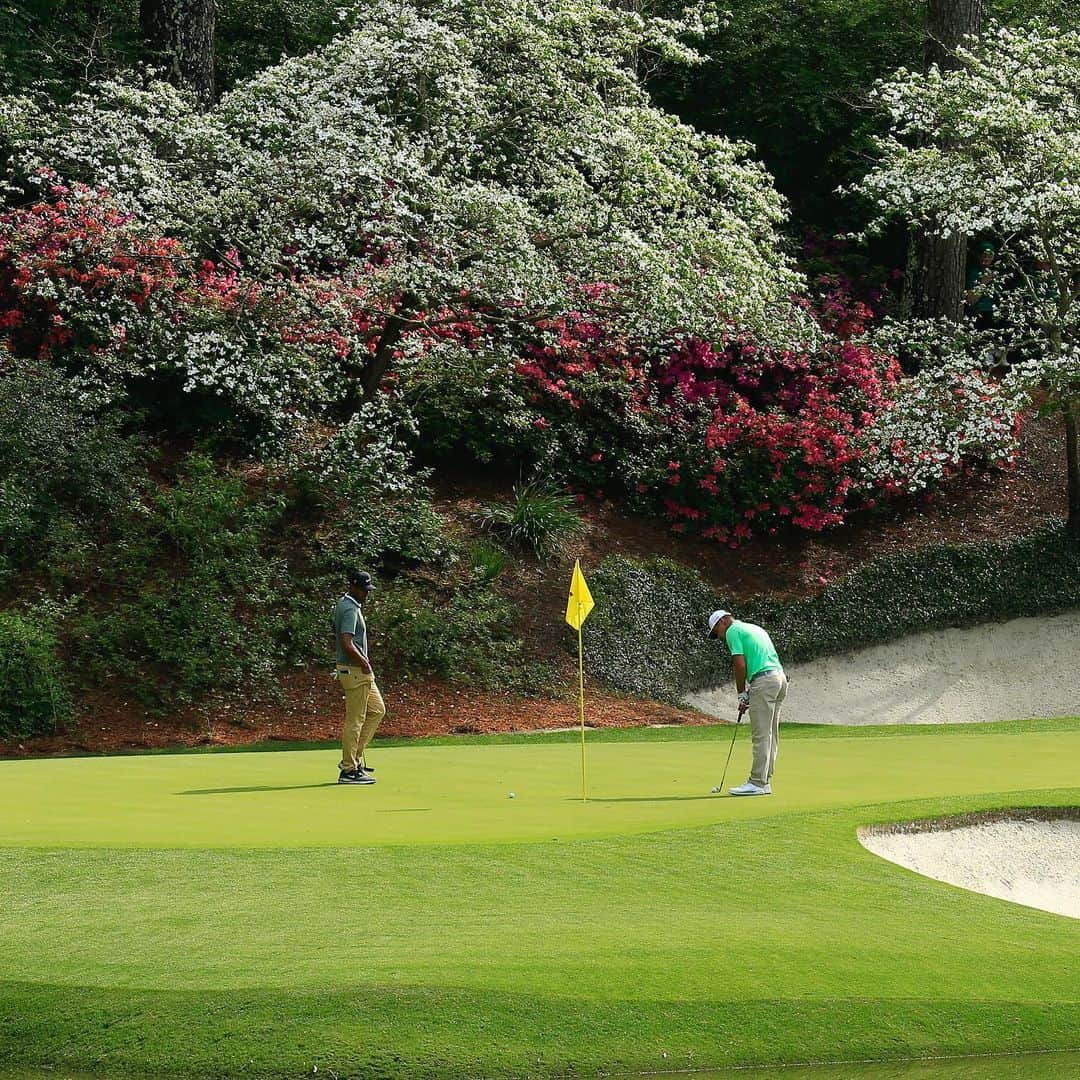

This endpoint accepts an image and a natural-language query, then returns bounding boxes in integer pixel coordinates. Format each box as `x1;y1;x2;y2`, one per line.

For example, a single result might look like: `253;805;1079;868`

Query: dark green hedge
0;611;71;739
584;522;1080;703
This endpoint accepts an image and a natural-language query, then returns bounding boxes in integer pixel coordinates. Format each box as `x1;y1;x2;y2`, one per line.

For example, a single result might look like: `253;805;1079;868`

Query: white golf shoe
729;781;771;796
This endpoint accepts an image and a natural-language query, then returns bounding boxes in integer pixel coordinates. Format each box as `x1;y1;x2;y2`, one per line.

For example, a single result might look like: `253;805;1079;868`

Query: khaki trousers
747;669;787;787
338;667;386;771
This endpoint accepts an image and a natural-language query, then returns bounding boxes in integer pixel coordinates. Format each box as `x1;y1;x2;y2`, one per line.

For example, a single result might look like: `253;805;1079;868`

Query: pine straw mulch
0;671;716;759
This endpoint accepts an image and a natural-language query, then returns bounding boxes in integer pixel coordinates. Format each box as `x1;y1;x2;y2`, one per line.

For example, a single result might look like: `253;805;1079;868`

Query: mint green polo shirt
724;619;782;682
334;594;367;665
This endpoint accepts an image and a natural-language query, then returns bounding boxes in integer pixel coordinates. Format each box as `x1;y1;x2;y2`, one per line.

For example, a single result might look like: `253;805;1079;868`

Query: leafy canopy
1;0;809;391
855;21;1080;409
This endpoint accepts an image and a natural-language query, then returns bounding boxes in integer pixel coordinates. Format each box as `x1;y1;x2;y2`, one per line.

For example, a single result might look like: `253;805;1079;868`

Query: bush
0;184;355;440
424;289;907;543
375;584;541;690
512;285;1011;544
286;400;452;577
415;284;1023;547
73;454;290;705
479;481;586;558
0;361;147;586
586;523;1080;702
466;540;510;585
0;611;70;738
585;557;726;703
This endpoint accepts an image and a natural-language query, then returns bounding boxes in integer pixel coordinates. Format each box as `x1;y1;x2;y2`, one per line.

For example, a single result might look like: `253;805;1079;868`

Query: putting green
2;725;1078;847
2;722;1078;1079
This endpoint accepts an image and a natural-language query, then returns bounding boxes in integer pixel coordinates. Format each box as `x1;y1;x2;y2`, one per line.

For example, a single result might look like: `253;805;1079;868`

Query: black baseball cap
346;569;376;591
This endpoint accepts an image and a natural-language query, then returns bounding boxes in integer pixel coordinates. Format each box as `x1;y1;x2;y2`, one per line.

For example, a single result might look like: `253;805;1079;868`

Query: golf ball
711;786;721;794
508;792;516;799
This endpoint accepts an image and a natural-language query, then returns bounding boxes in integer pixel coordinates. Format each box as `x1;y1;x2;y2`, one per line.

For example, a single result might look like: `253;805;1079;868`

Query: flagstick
578;608;587;802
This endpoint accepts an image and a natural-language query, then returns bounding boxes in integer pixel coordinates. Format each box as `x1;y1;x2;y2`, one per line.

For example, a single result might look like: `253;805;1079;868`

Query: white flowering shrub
0;0;808;431
855;20;1080;531
858;346;1024;497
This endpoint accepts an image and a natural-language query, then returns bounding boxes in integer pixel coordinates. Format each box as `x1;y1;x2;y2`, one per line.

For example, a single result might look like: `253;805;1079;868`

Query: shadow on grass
176;783;340;795
574;795;720;804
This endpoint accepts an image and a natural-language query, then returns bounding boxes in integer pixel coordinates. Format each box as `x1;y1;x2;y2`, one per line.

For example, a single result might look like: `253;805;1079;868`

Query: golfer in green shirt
708;610;788;796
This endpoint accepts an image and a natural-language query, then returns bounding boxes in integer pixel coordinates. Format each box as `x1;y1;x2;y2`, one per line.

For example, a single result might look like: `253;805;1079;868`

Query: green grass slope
1;722;1078;1078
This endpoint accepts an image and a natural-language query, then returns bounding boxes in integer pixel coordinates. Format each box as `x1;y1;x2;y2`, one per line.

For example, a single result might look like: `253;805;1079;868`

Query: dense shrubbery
479;482;586;558
0;0;1062;726
375;585;545;691
586;524;1080;702
0;415;534;716
71;455;291;704
585;557;726;703
0;361;147;585
0;610;70;738
412;282;1020;545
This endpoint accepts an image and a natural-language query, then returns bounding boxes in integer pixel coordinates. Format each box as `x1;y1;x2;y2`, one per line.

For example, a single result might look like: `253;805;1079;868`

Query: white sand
685;611;1080;725
859;817;1080;919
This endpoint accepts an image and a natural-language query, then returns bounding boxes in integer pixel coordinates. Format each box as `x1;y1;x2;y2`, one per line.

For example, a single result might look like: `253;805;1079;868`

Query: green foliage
0;0;340;99
0;1;139;98
466;540;510;585
0;389;465;715
479;482;586;559
215;0;340;90
587;523;1080;701
585;556;727;702
375;584;539;690
651;0;922;230
73;454;291;705
288;404;452;577
0;610;70;738
0;362;147;586
652;0;1072;232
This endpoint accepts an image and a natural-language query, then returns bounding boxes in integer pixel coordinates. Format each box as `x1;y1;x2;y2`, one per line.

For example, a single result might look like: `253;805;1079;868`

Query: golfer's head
347;569;375;599
707;609;732;639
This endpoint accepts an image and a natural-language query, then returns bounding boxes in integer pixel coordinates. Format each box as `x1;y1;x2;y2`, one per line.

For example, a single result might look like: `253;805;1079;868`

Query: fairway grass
1;721;1078;1078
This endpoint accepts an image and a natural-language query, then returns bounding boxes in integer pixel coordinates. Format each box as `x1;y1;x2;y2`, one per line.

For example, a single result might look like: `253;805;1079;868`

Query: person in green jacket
965;241;998;329
708;610;788;796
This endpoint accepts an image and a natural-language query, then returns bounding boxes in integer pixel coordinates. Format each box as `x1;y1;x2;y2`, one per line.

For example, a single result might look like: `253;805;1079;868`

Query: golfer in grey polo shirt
334;569;386;785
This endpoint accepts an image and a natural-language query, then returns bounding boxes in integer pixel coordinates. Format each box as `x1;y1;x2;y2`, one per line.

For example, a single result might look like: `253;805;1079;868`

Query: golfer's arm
732;655;747;694
340;632;371;673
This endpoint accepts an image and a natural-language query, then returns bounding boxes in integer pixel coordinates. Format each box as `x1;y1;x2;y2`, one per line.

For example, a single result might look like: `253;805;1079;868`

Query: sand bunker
859;812;1080;919
686;611;1080;725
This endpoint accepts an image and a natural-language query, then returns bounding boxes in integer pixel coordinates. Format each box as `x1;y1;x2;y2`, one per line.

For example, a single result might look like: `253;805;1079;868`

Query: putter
717;704;746;793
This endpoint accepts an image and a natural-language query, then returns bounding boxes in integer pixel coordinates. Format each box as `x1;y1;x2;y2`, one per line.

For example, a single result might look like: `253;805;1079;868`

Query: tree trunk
904;0;985;321
922;0;984;72
905;230;968;322
1066;401;1080;539
359;295;419;405
139;0;215;107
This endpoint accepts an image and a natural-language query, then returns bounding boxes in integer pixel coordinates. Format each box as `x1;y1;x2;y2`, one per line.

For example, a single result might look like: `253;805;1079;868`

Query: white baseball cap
707;610;731;637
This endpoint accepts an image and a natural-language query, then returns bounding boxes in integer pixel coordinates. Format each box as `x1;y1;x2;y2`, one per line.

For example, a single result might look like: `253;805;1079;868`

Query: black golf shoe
338;768;375;785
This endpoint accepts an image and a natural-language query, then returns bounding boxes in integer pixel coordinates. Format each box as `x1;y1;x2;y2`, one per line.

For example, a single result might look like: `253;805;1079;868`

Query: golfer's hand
737;690;750;710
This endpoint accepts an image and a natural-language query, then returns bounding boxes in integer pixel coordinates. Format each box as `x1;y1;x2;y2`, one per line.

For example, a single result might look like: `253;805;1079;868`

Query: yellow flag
565;559;595;630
